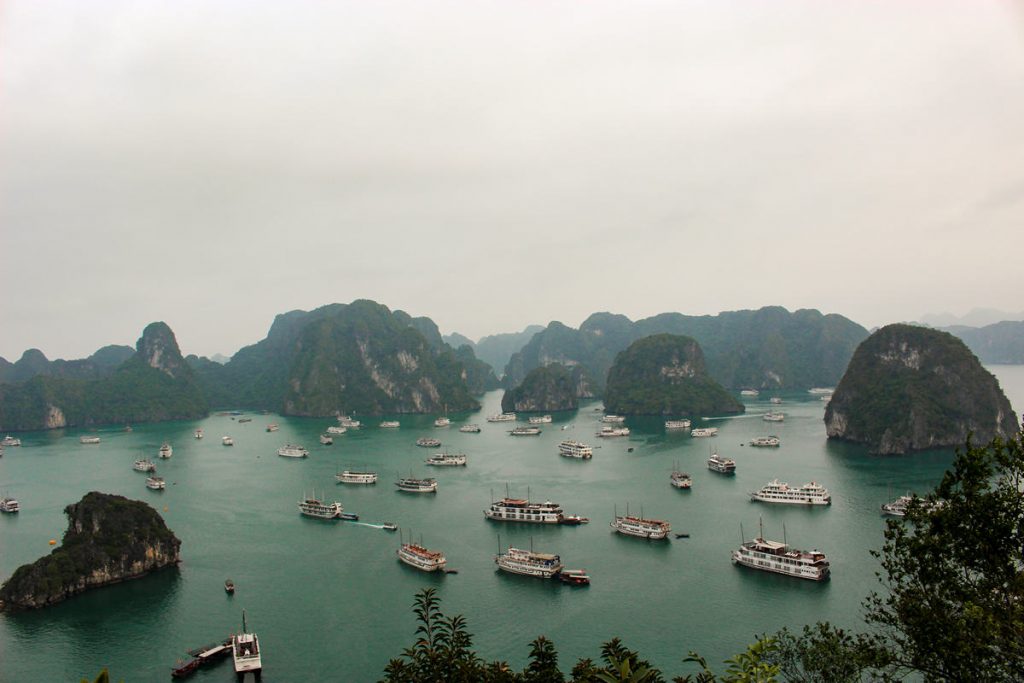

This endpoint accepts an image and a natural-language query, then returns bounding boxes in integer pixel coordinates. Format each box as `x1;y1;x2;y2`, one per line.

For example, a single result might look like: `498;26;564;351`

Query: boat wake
353;522;385;529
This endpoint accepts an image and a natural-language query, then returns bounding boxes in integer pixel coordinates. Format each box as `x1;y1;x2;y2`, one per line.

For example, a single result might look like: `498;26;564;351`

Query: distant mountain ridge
444;325;545;379
0;345;134;384
940;321;1024;364
503;307;868;395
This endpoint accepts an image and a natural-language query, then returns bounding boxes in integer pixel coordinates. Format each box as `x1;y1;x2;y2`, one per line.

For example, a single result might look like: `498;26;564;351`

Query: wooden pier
171;638;232;678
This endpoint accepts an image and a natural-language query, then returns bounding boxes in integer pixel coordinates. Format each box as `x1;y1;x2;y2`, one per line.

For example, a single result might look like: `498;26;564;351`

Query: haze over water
1;365;1020;681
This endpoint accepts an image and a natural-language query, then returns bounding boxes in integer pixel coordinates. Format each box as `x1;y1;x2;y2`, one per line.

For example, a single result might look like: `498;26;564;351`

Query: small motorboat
225;579;235;594
559;515;590;525
674;533;690;539
339;512;359;521
382;522;398;531
558;569;591;586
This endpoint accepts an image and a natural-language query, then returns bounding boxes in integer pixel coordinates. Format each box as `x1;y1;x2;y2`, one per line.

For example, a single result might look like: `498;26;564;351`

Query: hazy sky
2;1;1023;360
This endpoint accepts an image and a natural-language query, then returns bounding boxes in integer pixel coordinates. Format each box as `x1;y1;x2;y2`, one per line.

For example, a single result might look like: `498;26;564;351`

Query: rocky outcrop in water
501;364;588;412
603;334;744;416
825;324;1019;454
0;492;181;611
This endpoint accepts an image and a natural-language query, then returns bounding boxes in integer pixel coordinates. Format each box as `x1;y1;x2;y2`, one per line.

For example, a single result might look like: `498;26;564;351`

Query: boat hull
731;550;830;581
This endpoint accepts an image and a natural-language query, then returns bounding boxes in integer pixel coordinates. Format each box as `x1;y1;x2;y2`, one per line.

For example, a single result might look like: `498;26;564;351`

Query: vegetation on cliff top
825;324;1017;454
603;334;744;416
501;363;586;413
0;492;181;611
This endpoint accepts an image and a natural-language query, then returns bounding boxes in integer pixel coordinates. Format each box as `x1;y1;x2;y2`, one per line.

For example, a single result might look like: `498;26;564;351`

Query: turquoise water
1;366;1022;682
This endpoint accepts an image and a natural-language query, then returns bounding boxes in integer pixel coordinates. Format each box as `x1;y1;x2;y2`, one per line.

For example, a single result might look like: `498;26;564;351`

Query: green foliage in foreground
383;433;1024;682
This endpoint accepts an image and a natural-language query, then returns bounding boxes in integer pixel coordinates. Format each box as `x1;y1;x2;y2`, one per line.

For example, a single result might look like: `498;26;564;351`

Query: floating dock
171;638;232;678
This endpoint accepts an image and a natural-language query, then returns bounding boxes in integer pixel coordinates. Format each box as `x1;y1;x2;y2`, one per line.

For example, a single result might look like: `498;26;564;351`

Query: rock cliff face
603;334;744;416
501;364;586;412
136;322;187;378
0;492;181;611
825;324;1019;454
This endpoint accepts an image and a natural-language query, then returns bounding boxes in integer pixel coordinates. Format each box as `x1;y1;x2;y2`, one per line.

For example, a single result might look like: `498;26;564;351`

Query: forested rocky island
0;492;181;611
603;334;744;416
500;363;589;413
825;324;1018;454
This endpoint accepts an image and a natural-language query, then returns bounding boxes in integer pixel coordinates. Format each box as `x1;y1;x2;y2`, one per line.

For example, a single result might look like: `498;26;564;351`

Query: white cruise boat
751;479;831;506
664;419;691;430
1;435;21;447
433;417;451;428
691;427;718;438
379;421;400;428
336;470;378;484
395;477;438;493
749;436;781;447
558;440;593;459
808;387;834;395
459;424;481;433
510;426;542;436
265;424;279;432
610;510;671;540
670;465;692;489
133;458;156;472
495;546;563;578
485;497;565;524
486;412;516;422
222;436;234;446
194;428;204;439
277;444;309;458
597;426;629;438
732;526;830;581
319;434;333;445
0;497;20;513
762;411;785;422
880;494;936;517
158;442;173;458
425;452;467;466
326;426;347;435
740;389;759;397
528;415;553;424
416;437;442;448
397;541;447;572
337;416;361;428
232;612;262;678
707;452;736;474
298;494;343;519
770;397;783;405
600;415;626;423
146;476;165;490
80;436;101;444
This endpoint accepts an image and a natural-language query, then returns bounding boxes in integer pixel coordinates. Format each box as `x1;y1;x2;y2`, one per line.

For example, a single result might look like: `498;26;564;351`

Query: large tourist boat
277;444;309;458
336;469;378;484
732;523;830;581
0;496;20;513
379;421;400;428
528;415;553;424
510;426;542;436
487;412;516;422
597;426;629;438
495;545;564;578
670;464;692;489
79;436;100;444
485;496;566;524
326;426;347;435
664;419;691;430
600;414;626;423
750;479;831;506
558;440;593;459
762;412;785;422
749;436;781;447
146;476;165;490
337;415;361;428
881;495;912;516
159;442;173;458
691;427;718;438
425;452;467;466
1;435;21;447
807;387;834;395
416;437;442;448
133;458;156;472
298;493;343;519
395;477;438;493
610;507;671;540
459;424;481;433
232;612;262;679
397;540;447;572
319;434;333;445
740;389;760;397
433;417;451;428
707;452;736;474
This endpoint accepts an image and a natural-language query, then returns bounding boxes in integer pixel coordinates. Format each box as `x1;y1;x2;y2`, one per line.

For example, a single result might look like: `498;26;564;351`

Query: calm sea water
1;366;1022;682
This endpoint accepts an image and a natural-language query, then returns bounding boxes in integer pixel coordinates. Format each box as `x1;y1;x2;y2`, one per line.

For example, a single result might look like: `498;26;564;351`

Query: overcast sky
2;1;1023;360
